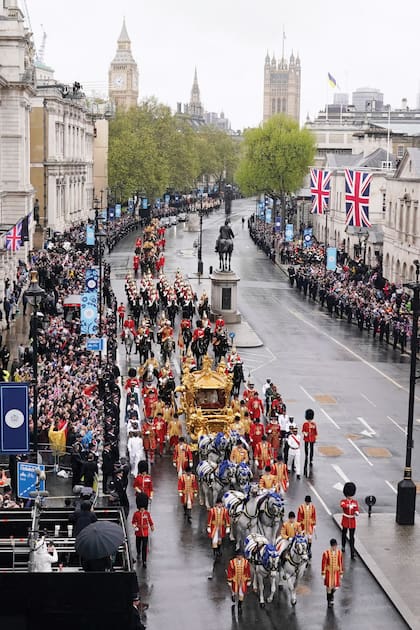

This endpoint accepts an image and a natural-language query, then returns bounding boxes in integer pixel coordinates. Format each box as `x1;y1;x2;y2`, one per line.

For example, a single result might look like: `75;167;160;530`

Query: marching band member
254;434;273;472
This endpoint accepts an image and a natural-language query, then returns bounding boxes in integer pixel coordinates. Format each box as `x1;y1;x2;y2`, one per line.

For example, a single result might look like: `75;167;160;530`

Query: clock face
113;75;125;88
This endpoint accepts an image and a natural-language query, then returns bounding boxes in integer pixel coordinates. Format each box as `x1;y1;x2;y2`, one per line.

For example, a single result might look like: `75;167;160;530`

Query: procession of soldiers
118;219;360;615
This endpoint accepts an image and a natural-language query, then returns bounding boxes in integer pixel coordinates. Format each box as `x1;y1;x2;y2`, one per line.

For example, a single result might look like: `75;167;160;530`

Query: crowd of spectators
287;245;413;353
1;217;135;503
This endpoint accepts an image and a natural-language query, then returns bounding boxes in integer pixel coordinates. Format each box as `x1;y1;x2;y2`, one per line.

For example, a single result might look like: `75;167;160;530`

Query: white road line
357;417;376;436
347;438;374;466
332;464;350;483
307;482;332;516
320;408;340;429
385;480;397;495
300;385;315;402
287;308;405;392
387;415;407;435
250;346;276;375
361;393;377;407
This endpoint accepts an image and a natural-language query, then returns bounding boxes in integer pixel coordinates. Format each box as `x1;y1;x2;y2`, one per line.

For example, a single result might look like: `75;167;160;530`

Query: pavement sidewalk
333;513;420;630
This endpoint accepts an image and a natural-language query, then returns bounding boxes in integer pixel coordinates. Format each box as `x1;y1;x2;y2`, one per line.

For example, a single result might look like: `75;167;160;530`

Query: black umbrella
75;520;125;560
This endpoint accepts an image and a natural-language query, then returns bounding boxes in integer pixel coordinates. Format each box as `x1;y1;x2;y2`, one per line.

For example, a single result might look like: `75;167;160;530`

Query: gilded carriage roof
183;355;231;390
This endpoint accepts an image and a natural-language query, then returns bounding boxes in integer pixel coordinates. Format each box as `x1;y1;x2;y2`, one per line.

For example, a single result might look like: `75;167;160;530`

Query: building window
397;145;404;159
272;99;276;114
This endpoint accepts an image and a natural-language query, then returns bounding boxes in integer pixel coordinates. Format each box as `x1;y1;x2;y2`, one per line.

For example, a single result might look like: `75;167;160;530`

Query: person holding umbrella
75;520;125;572
132;492;155;568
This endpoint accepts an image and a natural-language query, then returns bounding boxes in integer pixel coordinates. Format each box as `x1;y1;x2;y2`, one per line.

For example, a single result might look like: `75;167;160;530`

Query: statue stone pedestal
32;224;45;250
210;269;241;324
187;212;199;232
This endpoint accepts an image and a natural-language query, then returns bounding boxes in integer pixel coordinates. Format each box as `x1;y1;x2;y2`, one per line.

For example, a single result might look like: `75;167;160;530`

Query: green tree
108;99;201;202
236;114;315;223
196;126;239;191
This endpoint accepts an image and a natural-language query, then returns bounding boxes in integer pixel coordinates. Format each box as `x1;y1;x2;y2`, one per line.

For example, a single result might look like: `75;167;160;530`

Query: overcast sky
26;0;420;130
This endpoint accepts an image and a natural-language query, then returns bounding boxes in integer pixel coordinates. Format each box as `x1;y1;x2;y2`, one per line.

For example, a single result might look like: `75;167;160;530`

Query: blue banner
326;247;337;271
86;224;95;246
108;206;115;220
17;462;45;498
128;199;134;214
164;194;170;204
285;224;294;242
275;216;282;232
142;198;148;209
303;227;313;248
115;203;121;218
80;293;98;335
265;208;272;223
156;198;161;209
85;268;98;293
0;383;29;454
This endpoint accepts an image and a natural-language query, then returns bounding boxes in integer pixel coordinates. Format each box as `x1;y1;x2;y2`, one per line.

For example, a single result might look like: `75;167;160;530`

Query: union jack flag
5;222;22;252
345;169;372;228
310;168;331;214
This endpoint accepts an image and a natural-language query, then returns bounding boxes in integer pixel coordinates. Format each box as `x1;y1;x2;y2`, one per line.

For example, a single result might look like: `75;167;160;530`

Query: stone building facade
263;51;301;123
108;19;139;111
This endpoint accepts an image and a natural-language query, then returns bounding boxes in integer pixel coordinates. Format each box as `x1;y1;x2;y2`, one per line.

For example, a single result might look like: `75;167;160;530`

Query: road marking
361;393;377;407
333;482;344;492
250;346;276;375
347;438;373;466
385;480;397;494
320;408;340;429
287;309;405;392
307;482;332;516
332;464;350;483
357;417;376;438
387;415;407;435
300;385;315;402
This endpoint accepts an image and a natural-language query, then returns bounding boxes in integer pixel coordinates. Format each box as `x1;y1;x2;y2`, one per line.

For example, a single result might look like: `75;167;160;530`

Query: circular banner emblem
5;409;25;429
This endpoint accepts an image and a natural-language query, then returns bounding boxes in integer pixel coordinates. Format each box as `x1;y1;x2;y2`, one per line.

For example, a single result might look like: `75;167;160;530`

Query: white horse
244;533;280;607
276;534;309;606
233;462;253;493
197;459;236;509
199;432;230;465
224;487;285;550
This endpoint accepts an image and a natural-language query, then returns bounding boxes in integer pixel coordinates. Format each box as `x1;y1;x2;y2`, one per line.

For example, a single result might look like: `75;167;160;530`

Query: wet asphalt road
108;200;410;629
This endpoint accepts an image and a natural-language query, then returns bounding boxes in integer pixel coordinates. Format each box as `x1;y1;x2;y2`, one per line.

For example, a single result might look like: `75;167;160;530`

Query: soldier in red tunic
249;417;265;457
207;497;230;557
153;412;167;457
266;416;281;459
254;435;273;472
133;461;153;503
340;482;359;559
321;538;344;608
132;493;155;568
247;391;264;421
302;408;318;474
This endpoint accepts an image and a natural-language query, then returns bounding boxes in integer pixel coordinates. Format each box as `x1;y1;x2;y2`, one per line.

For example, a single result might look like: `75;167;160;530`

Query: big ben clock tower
108;19;139;110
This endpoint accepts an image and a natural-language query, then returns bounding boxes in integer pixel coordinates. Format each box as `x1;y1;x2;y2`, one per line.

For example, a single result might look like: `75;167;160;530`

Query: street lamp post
396;260;420;525
197;193;204;280
24;271;46;458
94;198;107;372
